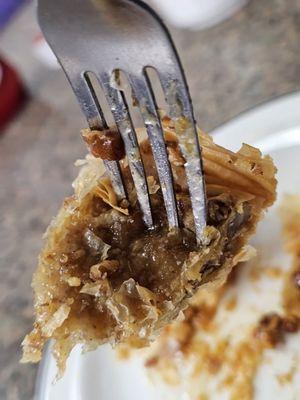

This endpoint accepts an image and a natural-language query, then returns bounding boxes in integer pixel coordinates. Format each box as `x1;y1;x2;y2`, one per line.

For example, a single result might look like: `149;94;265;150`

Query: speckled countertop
0;0;299;399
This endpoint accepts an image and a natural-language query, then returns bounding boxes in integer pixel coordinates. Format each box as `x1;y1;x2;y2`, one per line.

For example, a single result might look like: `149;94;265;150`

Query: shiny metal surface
37;0;206;240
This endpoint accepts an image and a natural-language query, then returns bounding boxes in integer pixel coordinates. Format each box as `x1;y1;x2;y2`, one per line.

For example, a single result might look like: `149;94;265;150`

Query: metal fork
38;0;206;243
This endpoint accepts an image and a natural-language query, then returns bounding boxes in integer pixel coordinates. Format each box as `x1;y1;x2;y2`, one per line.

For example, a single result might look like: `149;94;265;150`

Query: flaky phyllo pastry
22;118;276;375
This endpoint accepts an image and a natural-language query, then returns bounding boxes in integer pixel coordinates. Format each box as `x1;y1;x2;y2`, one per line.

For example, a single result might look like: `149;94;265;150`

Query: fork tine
156;70;207;242
83;72;108;131
99;72;153;228
102;159;126;199
72;73;126;199
128;73;179;230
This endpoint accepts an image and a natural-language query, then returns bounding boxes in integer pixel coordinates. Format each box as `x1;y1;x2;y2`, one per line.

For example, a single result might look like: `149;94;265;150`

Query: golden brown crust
21;121;276;376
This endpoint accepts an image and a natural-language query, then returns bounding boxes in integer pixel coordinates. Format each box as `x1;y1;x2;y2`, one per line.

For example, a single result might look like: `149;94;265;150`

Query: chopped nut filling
81;127;125;160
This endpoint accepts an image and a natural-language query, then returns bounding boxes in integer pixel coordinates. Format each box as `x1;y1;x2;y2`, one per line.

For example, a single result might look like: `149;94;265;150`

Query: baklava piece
22;118;276;375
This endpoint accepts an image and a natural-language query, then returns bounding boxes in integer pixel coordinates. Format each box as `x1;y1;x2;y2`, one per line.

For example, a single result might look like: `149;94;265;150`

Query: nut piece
81;128;125;161
67;277;81;287
254;312;300;347
90;260;120;281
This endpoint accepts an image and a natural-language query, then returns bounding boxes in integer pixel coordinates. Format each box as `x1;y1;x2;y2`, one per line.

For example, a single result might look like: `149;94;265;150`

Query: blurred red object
0;57;25;131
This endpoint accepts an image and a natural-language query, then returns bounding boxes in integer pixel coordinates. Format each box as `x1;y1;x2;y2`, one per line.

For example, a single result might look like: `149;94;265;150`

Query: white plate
36;92;300;400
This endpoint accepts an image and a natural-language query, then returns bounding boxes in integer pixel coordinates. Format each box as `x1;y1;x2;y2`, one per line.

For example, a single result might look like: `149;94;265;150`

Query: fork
38;0;206;243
